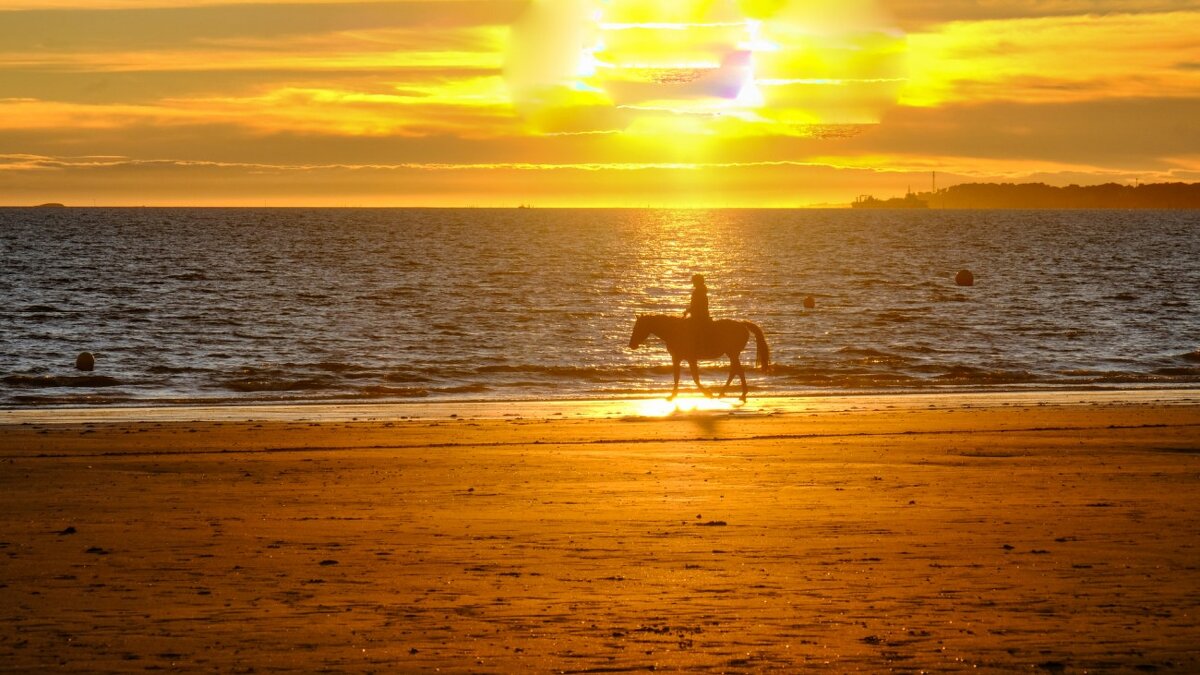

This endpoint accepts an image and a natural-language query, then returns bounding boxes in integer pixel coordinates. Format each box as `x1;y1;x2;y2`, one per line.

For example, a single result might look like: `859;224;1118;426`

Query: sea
2;207;1198;407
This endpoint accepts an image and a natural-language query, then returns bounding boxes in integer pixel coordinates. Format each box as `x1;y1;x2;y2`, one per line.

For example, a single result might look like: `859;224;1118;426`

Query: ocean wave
1086;371;1192;384
440;384;490;394
196;316;245;327
230;331;274;341
147;364;209;374
357;386;429;398
769;367;925;388
384;369;434;384
933;366;1039;385
833;347;913;366
770;363;1050;388
219;376;336;392
1056;369;1111;378
1152;366;1200;377
10;392;137;405
167;271;208;281
871;310;923;325
3;374;123;388
310;361;367;374
475;364;632;381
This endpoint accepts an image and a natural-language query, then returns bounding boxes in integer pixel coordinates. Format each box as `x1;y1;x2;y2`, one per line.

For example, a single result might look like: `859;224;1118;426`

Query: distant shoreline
857;181;1200;209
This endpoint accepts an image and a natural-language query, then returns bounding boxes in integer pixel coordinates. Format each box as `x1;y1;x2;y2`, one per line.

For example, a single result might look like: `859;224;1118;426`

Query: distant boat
851;192;927;209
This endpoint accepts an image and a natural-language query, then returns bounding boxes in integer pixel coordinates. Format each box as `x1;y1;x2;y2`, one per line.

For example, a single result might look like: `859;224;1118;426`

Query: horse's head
629;315;652;349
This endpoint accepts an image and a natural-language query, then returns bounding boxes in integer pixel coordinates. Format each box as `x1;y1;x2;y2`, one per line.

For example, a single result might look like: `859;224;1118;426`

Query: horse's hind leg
718;354;738;398
723;354;747;401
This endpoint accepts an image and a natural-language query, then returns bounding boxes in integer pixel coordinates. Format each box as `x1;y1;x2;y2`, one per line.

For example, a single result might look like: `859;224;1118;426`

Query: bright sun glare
635;396;742;417
505;0;907;136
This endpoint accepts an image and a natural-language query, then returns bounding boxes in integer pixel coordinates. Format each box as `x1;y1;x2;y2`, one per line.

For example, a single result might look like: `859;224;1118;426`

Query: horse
629;314;770;402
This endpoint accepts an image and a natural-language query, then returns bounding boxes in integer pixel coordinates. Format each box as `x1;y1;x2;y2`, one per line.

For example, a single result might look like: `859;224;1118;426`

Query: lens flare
505;0;906;136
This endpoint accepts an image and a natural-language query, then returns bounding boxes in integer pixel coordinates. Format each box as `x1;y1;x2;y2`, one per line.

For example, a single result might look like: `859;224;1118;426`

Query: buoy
75;352;95;371
803;295;816;309
955;270;974;287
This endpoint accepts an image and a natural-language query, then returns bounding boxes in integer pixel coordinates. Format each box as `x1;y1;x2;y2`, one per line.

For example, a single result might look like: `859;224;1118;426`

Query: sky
1;0;1198;206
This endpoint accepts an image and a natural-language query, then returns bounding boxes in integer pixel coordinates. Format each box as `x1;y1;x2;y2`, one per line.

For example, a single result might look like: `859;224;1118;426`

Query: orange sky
1;0;1198;206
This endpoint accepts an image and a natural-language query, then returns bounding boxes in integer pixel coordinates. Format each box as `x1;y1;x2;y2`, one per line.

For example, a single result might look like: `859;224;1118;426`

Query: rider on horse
629;275;770;400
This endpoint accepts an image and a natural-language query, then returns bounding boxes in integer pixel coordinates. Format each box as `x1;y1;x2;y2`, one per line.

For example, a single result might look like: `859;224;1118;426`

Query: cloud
842;97;1200;171
903;10;1200;105
0;0;451;7
0;3;520;141
0;82;520;137
0;153;939;206
3;93;1197;177
0;67;499;105
0;1;525;50
881;0;1200;30
5;145;1199;208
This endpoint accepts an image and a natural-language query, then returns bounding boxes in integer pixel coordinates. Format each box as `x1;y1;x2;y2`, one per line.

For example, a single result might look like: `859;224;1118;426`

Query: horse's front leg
688;360;712;398
738;361;748;403
668;357;682;400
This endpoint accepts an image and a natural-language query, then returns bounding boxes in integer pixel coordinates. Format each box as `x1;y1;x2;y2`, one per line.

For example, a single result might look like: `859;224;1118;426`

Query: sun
505;0;907;137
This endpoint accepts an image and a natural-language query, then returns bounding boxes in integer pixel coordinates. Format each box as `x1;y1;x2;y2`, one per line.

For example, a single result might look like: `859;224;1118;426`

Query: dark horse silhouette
629;314;770;402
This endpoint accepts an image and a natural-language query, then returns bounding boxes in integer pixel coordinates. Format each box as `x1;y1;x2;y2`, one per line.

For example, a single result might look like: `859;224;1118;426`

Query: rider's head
692;274;705;287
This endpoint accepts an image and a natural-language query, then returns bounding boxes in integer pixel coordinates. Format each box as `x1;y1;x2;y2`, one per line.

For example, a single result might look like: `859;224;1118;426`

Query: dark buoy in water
75;352;95;371
803;295;816;309
955;270;974;287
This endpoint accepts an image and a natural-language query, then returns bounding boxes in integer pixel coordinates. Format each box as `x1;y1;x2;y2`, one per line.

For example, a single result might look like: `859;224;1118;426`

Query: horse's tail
743;321;770;371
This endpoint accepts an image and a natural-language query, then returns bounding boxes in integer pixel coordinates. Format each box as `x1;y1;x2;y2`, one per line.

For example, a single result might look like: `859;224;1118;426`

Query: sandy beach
2;391;1199;672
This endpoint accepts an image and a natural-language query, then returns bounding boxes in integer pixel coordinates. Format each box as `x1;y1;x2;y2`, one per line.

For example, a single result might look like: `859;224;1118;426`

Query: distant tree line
910;182;1200;209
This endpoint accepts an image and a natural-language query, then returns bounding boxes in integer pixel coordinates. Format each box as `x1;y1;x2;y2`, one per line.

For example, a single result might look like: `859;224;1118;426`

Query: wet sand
1;392;1199;672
